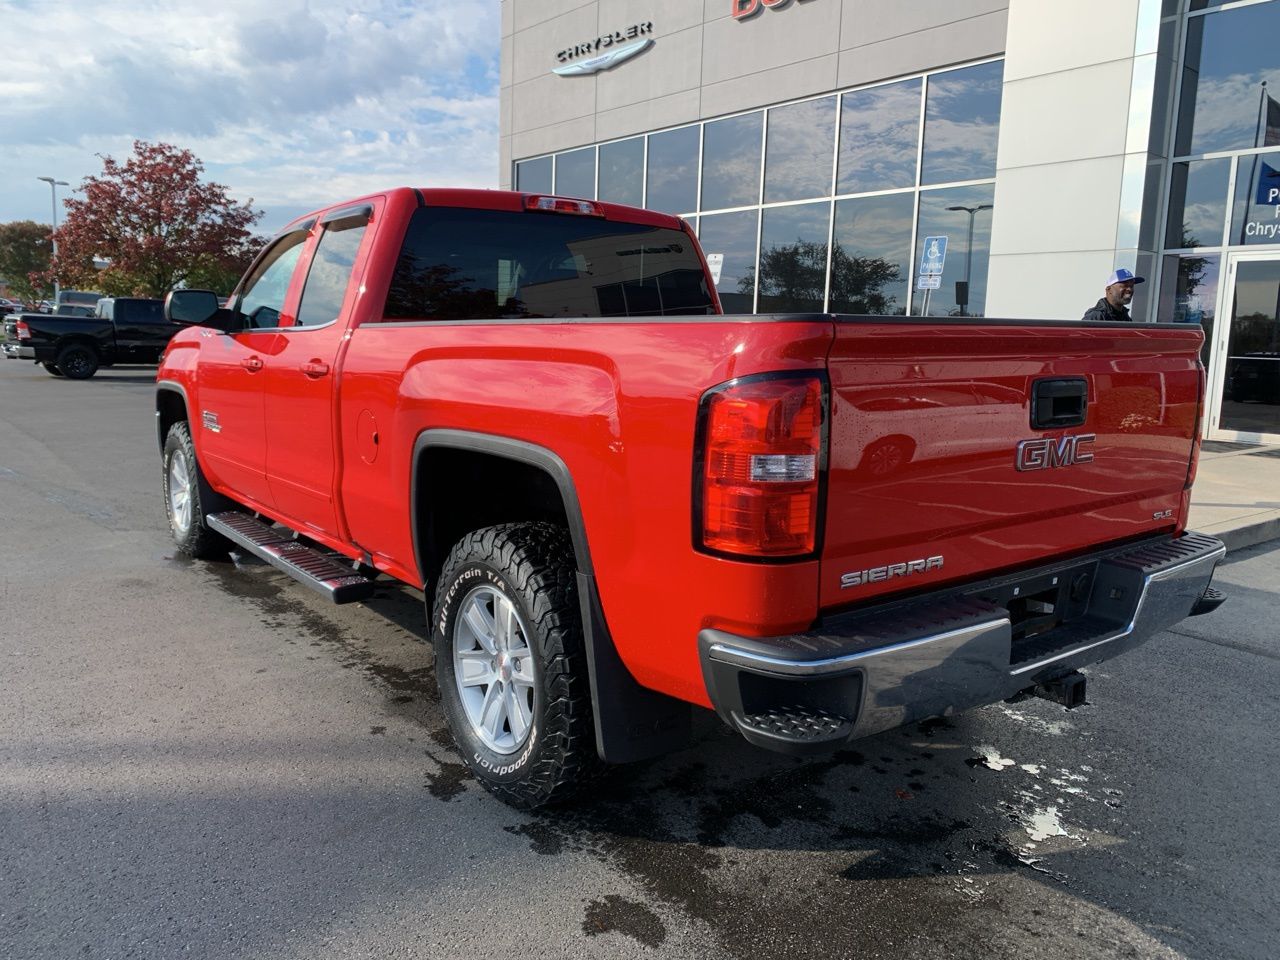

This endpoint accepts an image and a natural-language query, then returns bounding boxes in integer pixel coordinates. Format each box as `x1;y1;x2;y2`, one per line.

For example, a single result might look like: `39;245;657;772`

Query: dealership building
499;0;1280;444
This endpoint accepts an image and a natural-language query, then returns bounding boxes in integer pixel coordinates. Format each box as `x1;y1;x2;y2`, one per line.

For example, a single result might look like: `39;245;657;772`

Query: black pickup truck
3;297;176;379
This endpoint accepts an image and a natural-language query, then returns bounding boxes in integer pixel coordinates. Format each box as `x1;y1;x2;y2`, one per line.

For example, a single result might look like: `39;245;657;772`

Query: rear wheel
55;343;99;380
431;522;599;809
41;362;63;377
163;421;230;559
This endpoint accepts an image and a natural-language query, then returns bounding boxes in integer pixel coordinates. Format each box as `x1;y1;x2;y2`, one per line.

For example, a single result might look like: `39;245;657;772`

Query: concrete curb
1215;517;1280;554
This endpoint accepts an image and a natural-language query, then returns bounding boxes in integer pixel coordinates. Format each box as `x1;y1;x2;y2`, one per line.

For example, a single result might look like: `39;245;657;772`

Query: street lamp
37;176;70;302
946;203;993;317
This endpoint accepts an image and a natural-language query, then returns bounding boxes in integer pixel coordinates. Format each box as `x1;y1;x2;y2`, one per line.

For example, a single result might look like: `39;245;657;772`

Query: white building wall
985;0;1164;319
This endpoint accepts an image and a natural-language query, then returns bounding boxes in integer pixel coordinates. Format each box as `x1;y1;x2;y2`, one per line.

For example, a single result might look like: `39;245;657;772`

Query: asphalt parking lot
1;359;1277;960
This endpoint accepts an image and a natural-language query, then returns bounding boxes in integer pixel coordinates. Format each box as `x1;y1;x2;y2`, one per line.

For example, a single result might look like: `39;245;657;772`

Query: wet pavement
1;361;1277;960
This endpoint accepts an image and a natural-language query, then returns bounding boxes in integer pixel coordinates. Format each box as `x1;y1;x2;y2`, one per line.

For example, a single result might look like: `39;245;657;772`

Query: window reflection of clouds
699;209;759;313
1176;2;1280;156
646;126;699;215
838;79;921;195
599;138;644;207
922;62;1003;185
1165;158;1229;248
765;98;836;203
702;113;763;212
830;193;914;315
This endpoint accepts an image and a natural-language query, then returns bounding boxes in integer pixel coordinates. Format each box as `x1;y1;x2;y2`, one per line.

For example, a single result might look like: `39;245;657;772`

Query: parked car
155;186;1226;809
4;296;174;378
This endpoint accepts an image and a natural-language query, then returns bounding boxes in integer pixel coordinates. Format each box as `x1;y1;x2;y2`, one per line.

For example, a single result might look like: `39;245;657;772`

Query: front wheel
55;343;99;380
162;421;230;559
432;523;599;809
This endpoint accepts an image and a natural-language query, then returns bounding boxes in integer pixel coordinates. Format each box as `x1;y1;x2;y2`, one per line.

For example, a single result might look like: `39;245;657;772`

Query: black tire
162;421;231;559
41;362;64;377
432;523;600;809
55;343;99;380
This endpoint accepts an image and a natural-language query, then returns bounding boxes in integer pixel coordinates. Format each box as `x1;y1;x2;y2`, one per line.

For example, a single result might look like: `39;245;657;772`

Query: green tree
49;140;262;298
742;238;902;313
0;220;54;302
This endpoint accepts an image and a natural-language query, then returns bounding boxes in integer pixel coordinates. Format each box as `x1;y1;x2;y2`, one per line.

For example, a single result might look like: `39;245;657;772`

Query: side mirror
165;289;240;333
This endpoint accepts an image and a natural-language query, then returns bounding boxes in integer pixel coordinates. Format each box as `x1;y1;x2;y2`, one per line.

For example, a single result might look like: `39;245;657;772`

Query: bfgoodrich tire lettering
162;421;230;559
432;523;600;809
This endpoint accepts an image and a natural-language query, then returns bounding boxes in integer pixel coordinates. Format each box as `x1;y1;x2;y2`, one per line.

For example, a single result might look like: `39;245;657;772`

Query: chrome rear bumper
699;534;1226;755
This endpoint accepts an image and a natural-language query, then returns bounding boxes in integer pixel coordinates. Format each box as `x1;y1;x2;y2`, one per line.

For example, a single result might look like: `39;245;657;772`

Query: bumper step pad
207;511;375;605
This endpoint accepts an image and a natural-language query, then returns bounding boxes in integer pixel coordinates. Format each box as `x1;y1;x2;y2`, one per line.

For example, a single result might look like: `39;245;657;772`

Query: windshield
384;206;715;321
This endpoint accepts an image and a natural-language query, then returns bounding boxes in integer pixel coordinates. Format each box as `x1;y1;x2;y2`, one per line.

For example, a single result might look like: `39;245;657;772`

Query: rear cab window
383;206;716;321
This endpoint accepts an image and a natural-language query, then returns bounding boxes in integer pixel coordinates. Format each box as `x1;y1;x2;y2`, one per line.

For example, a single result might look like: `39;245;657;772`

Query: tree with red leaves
49;141;262;297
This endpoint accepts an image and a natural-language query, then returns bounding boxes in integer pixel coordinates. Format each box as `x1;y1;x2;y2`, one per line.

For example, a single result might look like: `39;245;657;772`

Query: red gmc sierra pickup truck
156;187;1226;808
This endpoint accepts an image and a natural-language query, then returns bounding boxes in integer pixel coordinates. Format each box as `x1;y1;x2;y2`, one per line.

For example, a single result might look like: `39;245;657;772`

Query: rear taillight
524;195;604;217
15;320;30;340
695;373;826;559
1186;364;1206;490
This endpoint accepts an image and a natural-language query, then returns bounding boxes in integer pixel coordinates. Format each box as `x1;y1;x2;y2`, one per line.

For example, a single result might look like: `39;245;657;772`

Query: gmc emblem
1015;434;1096;472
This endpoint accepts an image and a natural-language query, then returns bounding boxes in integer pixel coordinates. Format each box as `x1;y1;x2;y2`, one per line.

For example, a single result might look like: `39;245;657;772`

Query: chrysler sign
733;0;817;20
554;23;655;76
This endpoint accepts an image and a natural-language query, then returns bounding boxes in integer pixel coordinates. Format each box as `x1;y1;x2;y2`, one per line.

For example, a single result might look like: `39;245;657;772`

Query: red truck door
261;204;375;539
195;230;310;508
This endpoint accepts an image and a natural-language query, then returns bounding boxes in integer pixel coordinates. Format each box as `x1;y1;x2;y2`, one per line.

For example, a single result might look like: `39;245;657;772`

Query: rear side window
383;207;715;321
296;215;369;327
120;299;165;322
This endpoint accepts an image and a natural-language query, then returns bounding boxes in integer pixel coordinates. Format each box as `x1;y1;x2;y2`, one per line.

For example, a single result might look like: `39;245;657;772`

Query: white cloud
0;0;500;232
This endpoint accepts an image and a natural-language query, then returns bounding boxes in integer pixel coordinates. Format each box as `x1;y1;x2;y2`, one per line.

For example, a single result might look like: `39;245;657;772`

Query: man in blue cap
1082;268;1144;322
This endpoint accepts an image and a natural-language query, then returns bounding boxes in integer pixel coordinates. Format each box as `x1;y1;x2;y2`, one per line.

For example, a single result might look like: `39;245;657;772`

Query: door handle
301;360;330;378
240;356;263;372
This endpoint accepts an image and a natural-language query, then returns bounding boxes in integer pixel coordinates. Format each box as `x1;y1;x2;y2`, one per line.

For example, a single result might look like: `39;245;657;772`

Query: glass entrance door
1208;253;1280;443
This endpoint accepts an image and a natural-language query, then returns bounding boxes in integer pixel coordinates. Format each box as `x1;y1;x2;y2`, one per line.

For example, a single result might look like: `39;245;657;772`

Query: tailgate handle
1031;378;1088;430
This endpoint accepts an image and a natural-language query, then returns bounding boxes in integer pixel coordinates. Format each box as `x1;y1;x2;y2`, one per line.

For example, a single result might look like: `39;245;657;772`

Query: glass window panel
698;210;759;314
1230;150;1280;246
1222;259;1280;434
829;193;913;315
554;147;596;200
765;98;835;203
646;126;699;215
838;78;922;195
757;201;831;313
1158;252;1220;365
910;185;995;317
921;61;1004;185
599;138;644;207
701;112;763;211
296;217;368;327
515;157;552;194
384;208;714;320
1165;157;1230;248
1175;4;1280;156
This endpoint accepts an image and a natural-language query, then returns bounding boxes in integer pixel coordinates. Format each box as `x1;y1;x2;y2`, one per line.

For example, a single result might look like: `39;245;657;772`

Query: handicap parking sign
919;236;948;276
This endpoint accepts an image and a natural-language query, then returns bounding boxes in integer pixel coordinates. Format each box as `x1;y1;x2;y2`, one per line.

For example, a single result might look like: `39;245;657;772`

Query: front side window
384;207;715;320
238;231;308;329
295;215;369;327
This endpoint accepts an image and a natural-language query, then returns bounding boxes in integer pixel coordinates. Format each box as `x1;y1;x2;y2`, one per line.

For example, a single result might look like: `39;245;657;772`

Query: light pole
946;203;992;317
37;176;70;302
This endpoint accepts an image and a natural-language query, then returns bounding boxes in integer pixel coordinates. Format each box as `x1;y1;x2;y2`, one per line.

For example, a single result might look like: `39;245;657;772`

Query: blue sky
0;0;501;234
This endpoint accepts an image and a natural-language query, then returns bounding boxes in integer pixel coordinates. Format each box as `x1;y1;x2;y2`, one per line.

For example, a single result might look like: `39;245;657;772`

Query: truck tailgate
821;321;1204;610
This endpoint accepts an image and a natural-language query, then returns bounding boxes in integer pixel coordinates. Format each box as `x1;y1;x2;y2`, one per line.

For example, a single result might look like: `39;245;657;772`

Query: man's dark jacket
1082;297;1131;322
